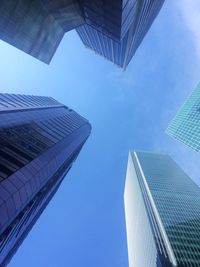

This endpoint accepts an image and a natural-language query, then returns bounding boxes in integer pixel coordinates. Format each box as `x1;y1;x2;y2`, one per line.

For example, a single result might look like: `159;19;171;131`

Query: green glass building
124;151;200;267
166;83;200;152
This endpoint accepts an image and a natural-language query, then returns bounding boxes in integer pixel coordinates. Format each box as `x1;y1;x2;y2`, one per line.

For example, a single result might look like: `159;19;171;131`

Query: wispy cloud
148;1;200;185
177;0;200;60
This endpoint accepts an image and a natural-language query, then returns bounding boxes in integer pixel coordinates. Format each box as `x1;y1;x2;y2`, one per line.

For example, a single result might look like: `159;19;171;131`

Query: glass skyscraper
0;93;91;266
77;0;165;69
0;0;84;63
166;83;200;153
124;151;200;267
0;0;165;68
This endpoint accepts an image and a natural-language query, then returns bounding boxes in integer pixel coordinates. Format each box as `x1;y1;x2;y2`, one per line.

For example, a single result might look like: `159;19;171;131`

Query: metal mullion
40;122;63;139
2;147;28;165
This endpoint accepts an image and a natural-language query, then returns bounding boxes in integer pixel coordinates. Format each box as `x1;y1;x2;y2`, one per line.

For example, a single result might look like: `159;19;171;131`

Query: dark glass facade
124;151;200;267
0;0;165;68
0;93;91;266
0;0;84;63
77;0;165;69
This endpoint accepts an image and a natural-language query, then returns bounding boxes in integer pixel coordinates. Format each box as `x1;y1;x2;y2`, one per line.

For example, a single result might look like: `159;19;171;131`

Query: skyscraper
0;0;165;68
0;93;91;266
77;0;165;69
0;0;84;63
166;83;200;153
124;151;200;267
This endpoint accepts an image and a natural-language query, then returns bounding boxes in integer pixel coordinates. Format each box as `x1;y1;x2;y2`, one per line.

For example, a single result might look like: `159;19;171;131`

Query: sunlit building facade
124;151;200;267
0;93;91;266
166;83;200;152
0;0;165;68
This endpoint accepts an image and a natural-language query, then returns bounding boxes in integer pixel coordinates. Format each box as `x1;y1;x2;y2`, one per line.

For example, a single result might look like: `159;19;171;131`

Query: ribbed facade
0;93;91;266
77;0;165;69
124;151;200;267
0;0;164;68
166;83;200;153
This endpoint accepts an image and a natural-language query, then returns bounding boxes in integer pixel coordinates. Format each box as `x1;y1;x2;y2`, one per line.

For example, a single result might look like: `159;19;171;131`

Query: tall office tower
166;83;200;153
0;93;91;266
124;151;200;267
0;0;84;63
0;0;165;68
77;0;165;69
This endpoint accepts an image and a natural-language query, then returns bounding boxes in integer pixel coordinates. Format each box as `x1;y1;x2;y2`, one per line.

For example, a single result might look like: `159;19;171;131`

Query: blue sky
1;1;200;266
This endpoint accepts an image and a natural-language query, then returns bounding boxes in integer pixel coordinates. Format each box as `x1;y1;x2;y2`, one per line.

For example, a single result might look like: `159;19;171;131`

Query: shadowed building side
0;93;91;266
0;0;165;67
77;0;165;69
0;0;84;63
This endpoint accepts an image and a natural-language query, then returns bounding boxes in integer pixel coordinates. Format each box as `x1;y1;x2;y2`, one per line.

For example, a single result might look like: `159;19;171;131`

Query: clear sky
1;1;200;267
